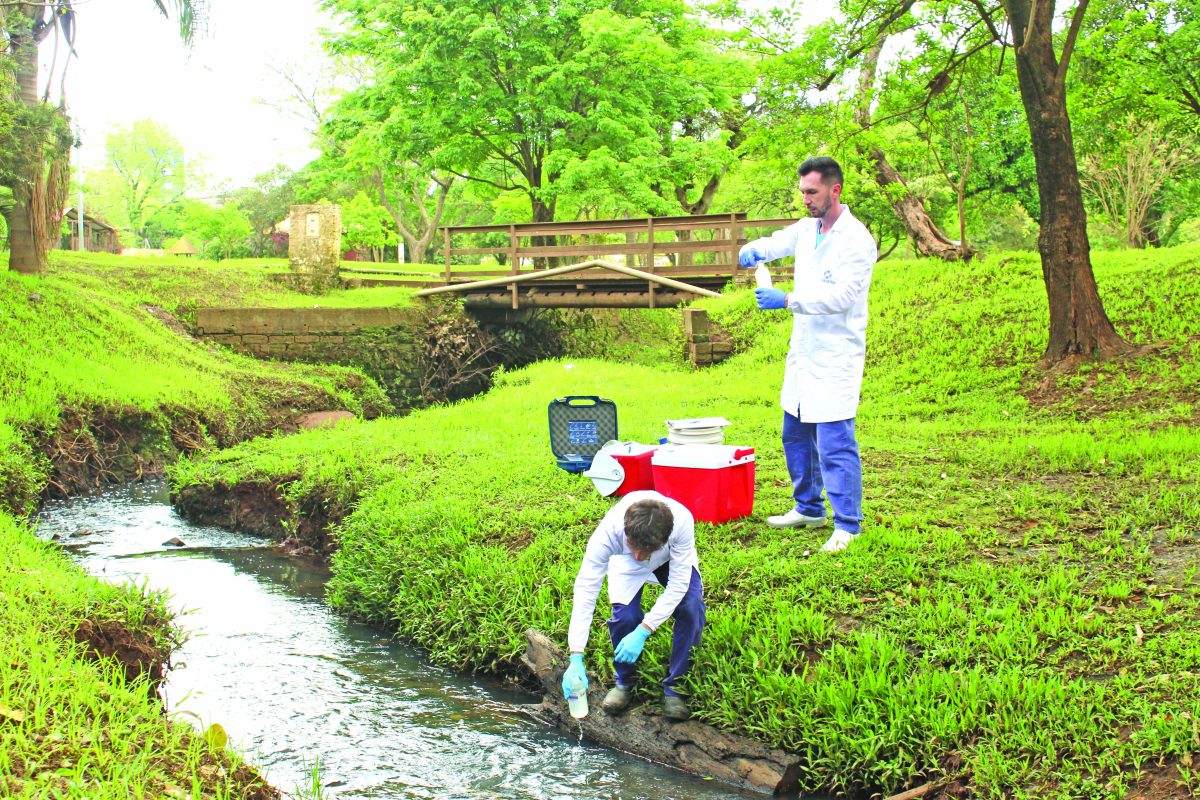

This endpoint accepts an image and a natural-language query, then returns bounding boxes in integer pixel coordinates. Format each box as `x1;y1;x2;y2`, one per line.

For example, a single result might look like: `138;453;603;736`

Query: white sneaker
819;529;858;552
766;509;830;529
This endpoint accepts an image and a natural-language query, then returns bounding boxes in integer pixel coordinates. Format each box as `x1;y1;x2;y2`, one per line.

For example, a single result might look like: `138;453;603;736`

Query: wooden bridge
342;213;798;309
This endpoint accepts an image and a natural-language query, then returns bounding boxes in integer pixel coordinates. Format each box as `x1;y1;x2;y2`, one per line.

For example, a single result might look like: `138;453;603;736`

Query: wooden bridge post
729;213;741;283
508;224;519;310
646;217;657;309
443;227;452;283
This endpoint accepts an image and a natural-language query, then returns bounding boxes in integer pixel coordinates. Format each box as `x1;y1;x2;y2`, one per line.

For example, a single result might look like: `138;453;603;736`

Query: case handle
556;395;603;407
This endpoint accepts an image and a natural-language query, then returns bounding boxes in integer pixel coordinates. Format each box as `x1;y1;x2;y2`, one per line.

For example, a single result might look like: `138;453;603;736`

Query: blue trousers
782;412;863;535
607;564;705;697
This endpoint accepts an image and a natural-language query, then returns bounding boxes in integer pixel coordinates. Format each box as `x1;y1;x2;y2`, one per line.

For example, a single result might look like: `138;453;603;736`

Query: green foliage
321;0;752;222
86;120;190;243
220;164;296;257
174;242;1200;797
183;201;253;260
341;190;396;252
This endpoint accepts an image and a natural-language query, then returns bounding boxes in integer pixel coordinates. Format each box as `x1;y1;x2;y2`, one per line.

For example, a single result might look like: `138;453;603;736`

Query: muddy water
37;481;752;800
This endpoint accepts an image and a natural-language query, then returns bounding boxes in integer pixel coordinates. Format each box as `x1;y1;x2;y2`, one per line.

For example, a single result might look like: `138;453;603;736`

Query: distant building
59;208;120;253
167;237;198;257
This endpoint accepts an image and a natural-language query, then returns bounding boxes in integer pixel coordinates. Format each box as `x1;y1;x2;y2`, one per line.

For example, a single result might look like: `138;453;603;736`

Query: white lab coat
567;491;698;653
750;205;878;422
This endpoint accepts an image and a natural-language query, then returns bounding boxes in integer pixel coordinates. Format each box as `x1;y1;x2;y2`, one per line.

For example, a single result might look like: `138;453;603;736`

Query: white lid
665;417;732;431
651;443;755;469
596;441;658;457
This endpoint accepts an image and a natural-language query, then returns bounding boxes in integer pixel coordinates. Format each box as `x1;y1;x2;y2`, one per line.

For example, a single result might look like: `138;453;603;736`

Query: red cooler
610;444;658;495
650;444;755;524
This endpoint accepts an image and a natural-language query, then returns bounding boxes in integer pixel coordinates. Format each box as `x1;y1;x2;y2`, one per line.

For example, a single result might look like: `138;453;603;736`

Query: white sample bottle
566;672;589;719
755;263;773;289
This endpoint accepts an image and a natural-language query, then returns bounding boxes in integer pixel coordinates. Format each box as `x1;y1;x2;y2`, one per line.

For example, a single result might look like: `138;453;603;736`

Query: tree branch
816;0;916;90
965;0;1005;43
443;167;518;193
1055;0;1090;92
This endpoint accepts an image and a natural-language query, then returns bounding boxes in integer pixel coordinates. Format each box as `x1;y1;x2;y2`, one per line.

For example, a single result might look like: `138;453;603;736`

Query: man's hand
755;287;788;310
614;625;652;663
562;653;588;699
738;245;765;268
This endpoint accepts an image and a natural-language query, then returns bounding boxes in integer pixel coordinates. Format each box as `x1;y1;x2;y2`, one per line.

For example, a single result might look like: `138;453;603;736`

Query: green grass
0;252;391;513
46;251;420;315
171;243;1200;798
0;514;275;798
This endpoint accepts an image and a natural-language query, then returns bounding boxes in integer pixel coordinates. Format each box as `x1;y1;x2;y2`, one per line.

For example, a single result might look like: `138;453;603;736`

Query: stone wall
194;307;427;406
681;308;733;366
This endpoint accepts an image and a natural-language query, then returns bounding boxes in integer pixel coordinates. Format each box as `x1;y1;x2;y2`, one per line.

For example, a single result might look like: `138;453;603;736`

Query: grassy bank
1;253;393;797
172;244;1200;798
1;251;390;513
0;514;277;799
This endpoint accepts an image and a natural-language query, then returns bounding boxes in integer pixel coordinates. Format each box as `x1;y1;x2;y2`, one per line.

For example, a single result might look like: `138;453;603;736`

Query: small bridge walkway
344;213;798;309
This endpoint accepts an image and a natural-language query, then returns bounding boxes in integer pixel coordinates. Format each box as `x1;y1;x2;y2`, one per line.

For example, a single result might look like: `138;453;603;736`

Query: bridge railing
439;213;800;285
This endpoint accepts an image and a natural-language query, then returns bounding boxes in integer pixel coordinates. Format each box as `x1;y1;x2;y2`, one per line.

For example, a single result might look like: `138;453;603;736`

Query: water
37;481;754;800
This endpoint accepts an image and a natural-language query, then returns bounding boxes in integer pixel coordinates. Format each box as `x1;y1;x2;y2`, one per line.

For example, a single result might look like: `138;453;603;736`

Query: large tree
90;119;189;244
0;1;204;273
795;0;1130;364
320;0;736;226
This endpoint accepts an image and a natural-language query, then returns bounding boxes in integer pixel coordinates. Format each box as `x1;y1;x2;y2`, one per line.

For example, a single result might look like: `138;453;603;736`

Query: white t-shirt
566;491;699;653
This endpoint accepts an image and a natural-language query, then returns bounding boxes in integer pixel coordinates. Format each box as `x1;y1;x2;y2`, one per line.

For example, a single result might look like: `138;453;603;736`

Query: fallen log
520;629;802;795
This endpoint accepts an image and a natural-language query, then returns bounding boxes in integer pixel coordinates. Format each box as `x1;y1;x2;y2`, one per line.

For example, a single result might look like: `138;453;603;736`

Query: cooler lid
651;444;755;469
606;441;658;458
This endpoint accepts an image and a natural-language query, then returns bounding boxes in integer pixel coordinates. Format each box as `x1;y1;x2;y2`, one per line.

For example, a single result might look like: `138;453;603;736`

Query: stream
36;480;754;800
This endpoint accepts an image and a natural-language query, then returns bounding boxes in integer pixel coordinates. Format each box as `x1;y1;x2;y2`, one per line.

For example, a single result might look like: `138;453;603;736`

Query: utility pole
75;122;85;251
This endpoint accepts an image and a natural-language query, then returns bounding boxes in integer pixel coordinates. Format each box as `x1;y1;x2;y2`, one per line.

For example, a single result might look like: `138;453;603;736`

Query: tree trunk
408;234;427;265
4;185;42;271
377;169;450;267
530;194;555;268
1004;0;1130;364
673;174;722;267
855;35;973;262
866;150;971;261
3;4;50;274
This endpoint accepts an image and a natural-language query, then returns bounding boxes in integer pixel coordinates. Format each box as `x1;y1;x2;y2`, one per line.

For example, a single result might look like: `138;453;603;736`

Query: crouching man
561;490;706;721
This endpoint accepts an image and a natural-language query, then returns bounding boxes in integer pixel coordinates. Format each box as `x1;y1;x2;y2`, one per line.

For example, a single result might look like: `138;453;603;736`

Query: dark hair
798;156;844;187
624;499;673;552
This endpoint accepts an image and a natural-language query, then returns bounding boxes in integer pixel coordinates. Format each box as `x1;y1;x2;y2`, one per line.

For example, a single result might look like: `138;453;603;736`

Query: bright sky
59;0;337;194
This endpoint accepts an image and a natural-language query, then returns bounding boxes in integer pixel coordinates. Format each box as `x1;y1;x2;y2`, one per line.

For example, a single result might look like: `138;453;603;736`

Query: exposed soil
1126;760;1198;800
141;304;196;339
74;614;171;701
1022;339;1200;420
172;479;345;557
42;406;174;499
29;398;376;513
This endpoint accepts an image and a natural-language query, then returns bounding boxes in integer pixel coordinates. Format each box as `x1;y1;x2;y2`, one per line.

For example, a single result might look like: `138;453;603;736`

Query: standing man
739;156;878;552
561;490;705;721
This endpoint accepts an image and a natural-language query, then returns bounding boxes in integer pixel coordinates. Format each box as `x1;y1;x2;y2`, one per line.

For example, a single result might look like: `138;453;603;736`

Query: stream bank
38;481;756;800
170;473;811;795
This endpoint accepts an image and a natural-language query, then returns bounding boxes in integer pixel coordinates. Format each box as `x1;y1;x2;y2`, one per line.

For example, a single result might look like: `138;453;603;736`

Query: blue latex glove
756;287;788;310
738;245;765;268
614;625;652;664
562;653;588;700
